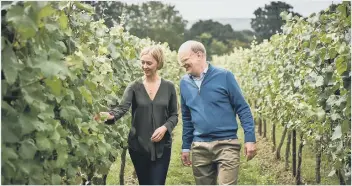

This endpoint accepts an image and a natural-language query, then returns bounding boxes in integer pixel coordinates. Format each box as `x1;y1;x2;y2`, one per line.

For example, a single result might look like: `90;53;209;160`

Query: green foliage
1;1;181;184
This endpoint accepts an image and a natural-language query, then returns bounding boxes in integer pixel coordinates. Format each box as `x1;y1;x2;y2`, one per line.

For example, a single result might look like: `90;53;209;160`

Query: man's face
178;50;203;76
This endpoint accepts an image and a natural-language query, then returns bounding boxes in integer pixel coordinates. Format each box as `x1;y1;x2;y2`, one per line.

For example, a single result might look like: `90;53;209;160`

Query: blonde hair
140;45;165;70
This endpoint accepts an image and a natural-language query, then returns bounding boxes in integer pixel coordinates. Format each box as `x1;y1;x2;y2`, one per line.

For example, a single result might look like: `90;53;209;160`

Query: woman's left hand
151;126;168;142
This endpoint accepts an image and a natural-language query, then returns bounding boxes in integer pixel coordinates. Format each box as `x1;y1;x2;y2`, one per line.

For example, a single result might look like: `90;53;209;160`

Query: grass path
106;123;338;185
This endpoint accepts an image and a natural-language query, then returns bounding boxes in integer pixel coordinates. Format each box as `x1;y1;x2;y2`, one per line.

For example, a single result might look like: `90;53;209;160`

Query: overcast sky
120;0;342;20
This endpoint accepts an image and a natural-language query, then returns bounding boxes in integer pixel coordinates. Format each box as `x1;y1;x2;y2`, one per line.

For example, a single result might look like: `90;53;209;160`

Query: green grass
106;120;340;185
165;126;195;185
263;120;340;185
106;151;138;185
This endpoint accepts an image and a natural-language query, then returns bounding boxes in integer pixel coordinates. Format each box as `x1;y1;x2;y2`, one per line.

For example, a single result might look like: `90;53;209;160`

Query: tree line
83;1;337;60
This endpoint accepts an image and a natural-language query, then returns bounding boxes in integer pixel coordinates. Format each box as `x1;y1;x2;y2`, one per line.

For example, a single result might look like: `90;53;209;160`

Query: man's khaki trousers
191;139;241;185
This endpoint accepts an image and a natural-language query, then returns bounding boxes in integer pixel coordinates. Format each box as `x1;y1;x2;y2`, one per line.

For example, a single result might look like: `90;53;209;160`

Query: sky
119;0;343;20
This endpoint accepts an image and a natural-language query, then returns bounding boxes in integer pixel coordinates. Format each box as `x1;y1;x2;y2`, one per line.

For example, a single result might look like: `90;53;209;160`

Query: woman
95;45;178;185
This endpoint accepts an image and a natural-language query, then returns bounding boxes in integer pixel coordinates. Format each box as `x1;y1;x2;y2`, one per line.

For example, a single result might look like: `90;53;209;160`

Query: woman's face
140;54;158;77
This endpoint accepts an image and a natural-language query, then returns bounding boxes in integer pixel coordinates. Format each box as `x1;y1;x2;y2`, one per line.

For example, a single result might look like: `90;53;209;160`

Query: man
178;40;256;185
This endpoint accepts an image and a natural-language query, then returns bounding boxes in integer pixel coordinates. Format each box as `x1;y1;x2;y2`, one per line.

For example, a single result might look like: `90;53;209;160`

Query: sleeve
180;81;195;150
105;83;134;125
163;82;179;134
226;71;256;143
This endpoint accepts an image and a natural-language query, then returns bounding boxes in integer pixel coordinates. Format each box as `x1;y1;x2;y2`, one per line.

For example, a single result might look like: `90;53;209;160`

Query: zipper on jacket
189;80;199;92
198;70;211;95
188;68;211;95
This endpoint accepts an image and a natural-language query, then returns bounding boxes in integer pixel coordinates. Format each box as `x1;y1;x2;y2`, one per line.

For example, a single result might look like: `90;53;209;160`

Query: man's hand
244;142;256;161
151;126;168;142
181;152;192;166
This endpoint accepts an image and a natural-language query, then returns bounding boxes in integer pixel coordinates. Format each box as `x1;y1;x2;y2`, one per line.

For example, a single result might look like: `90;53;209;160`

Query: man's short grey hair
178;40;207;55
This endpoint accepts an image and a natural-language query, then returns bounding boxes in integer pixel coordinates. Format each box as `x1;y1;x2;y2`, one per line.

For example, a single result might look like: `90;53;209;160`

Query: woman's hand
94;112;114;122
151;126;168;142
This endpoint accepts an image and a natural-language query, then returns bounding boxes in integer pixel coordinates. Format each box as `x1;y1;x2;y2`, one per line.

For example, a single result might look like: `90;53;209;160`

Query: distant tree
186;20;255;59
187;20;236;46
319;3;338;14
233;30;255;44
86;1;187;50
251;1;302;42
210;39;228;57
125;1;187;50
